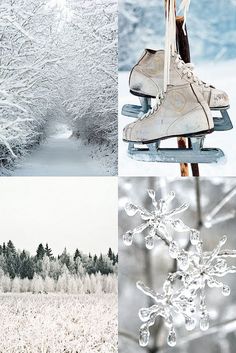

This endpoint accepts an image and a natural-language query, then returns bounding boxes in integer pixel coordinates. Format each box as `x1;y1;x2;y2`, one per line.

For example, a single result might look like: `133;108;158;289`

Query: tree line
0;240;118;280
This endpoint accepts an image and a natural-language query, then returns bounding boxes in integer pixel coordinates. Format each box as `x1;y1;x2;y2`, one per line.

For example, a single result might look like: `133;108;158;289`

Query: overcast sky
0;177;117;256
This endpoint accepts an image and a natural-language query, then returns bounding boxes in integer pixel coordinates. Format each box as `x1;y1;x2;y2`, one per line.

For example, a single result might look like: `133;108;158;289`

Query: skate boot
129;49;229;109
123;83;213;143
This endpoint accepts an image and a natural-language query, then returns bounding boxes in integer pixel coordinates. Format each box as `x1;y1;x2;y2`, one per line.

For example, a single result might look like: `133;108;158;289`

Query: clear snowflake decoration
182;235;236;330
122;189;236;347
137;279;197;347
123;190;190;250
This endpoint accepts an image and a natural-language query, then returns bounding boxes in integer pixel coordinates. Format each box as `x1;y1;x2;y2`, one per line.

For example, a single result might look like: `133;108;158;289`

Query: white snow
12;124;105;176
0;293;117;353
119;60;236;176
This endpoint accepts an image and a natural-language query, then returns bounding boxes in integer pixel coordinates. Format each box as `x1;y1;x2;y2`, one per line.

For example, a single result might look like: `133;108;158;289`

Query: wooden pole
165;0;189;177
176;16;200;177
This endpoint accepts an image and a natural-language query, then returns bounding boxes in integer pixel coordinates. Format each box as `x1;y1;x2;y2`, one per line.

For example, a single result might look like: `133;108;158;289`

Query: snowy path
119;60;236;177
12;126;103;176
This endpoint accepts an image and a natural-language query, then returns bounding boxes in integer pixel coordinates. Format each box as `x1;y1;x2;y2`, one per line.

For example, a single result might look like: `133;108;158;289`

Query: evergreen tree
2;243;6;256
45;244;53;259
6;255;16;279
36;244;45;259
59;248;70;268
0;254;7;273
74;249;81;261
85;257;96;275
19;251;35;279
0;245;2;256
96;254;104;274
108;247;113;261
6;240;16;257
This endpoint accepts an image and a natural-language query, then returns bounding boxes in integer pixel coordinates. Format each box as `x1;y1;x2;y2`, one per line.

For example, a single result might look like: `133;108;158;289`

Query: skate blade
128;144;225;164
121;104;149;118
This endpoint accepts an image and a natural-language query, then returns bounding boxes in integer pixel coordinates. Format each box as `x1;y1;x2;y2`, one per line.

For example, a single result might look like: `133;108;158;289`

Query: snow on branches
62;0;118;172
0;0;62;169
0;0;118;174
122;189;236;347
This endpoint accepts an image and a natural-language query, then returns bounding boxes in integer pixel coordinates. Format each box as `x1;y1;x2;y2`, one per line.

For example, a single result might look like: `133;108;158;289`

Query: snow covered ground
0;293;117;353
11;124;106;176
119;60;236;176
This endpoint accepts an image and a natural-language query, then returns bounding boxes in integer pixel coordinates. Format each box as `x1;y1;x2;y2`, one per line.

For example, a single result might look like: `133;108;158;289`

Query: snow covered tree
67;275;77;294
11;277;21;292
45;244;53;259
44;276;55;293
0;274;11;292
21;277;30;292
77;277;84;294
31;274;44;293
41;255;51;279
0;0;62;168
0;0;118;175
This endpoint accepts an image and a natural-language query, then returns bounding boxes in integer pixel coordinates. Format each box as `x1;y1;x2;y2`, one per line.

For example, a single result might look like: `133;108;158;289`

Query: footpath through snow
12;124;104;176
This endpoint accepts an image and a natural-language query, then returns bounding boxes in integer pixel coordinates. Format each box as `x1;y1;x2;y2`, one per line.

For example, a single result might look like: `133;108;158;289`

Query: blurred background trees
119;0;236;70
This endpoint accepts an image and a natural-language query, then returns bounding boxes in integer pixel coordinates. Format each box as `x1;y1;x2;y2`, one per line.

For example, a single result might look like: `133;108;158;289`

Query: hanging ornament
122;189;236;347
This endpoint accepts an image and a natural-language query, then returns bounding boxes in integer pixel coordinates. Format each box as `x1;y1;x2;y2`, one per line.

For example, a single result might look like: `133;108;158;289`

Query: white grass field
0;293;117;353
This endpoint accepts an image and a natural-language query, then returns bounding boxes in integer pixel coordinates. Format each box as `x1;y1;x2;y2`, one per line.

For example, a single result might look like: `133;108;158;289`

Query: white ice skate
123;83;225;164
122;49;232;132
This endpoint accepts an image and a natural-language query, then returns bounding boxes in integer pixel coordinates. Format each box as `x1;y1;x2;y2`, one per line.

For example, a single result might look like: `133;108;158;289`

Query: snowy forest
0;241;118;293
0;0;117;175
119;0;236;70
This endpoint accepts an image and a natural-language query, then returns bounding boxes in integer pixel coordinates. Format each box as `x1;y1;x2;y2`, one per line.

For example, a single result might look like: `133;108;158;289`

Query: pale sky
0;177;117;256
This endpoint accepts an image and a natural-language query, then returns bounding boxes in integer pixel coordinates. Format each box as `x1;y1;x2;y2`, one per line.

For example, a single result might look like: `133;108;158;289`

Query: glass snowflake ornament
122;189;236;348
123;190;190;250
182;235;236;331
137;279;197;347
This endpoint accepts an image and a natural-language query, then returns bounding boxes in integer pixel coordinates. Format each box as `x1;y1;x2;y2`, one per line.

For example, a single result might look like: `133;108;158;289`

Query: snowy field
119;60;236;176
0;293;117;353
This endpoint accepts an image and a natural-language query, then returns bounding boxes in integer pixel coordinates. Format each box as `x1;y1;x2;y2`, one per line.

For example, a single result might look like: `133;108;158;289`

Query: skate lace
178;0;191;34
140;92;165;120
164;0;191;91
174;54;210;88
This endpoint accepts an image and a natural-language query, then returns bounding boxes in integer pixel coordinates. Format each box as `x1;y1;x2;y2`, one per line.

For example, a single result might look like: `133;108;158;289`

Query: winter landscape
0;178;118;353
0;242;118;353
0;0;117;176
118;1;236;176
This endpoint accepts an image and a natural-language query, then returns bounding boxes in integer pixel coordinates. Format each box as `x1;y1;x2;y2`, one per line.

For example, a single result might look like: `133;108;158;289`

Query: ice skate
122;49;232;131
123;84;224;164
